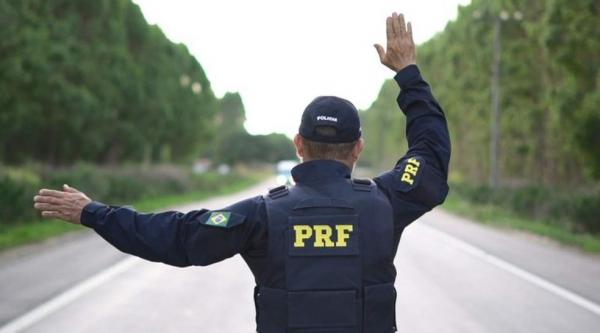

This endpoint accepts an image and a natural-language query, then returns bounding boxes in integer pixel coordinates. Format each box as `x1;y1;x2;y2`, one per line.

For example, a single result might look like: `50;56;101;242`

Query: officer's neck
301;158;355;172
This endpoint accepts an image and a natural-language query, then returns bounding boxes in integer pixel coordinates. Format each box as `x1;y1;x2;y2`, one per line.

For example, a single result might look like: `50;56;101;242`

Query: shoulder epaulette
268;185;289;199
351;178;373;192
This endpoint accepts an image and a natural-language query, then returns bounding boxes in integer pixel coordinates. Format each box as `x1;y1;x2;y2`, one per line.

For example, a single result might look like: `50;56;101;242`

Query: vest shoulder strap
267;185;289;199
351;178;373;192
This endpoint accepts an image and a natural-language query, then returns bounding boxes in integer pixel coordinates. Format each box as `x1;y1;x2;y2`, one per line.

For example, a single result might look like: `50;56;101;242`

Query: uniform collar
291;160;351;184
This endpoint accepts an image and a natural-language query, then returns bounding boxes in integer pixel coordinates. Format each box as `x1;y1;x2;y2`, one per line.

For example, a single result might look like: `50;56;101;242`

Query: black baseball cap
299;96;362;143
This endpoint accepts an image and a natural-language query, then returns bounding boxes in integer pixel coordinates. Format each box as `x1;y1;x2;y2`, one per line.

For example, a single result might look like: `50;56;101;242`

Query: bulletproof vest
255;178;397;333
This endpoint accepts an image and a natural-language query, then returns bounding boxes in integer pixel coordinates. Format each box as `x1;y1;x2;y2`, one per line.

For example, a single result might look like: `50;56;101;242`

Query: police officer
34;12;449;333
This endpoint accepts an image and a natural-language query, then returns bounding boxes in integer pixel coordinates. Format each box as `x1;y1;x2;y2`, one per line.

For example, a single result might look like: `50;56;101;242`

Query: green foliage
0;164;253;228
209;93;296;165
359;80;407;170
443;191;600;252
218;92;247;132
359;0;599;234
0;0;296;167
450;182;600;234
0;174;39;224
215;131;296;165
0;220;80;251
361;0;599;184
0;169;264;250
0;0;218;165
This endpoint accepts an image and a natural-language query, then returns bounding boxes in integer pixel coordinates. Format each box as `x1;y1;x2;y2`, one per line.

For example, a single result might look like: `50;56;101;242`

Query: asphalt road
1;178;599;332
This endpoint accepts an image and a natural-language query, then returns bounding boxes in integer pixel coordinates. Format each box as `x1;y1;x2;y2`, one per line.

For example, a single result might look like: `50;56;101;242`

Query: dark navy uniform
81;65;450;332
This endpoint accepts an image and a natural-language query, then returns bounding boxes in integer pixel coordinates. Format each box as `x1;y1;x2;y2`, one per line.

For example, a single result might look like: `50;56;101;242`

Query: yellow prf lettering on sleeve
293;225;313;247
405;164;418;176
401;172;414;185
401;158;421;185
407;158;421;167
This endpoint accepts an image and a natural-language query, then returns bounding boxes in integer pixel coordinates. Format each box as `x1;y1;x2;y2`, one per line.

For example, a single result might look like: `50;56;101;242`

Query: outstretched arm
34;185;261;267
372;13;451;227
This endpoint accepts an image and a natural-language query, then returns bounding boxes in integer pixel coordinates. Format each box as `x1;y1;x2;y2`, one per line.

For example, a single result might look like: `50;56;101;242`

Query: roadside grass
0;173;268;251
132;173;264;212
442;194;600;253
0;221;80;251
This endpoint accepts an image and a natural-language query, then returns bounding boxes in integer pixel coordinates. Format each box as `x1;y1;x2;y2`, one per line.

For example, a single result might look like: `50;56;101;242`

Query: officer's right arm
80;196;263;267
372;13;450;229
373;65;450;223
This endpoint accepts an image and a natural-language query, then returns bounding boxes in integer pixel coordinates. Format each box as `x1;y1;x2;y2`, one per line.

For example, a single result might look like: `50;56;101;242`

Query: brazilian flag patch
206;212;231;227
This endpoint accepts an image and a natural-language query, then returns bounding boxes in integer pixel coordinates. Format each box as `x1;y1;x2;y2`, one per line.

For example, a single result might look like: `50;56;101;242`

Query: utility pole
490;16;501;189
473;9;522;189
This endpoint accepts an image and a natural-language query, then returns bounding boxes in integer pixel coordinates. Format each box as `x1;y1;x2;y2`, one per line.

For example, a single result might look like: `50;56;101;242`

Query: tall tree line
209;92;296;165
361;0;600;185
0;0;218;165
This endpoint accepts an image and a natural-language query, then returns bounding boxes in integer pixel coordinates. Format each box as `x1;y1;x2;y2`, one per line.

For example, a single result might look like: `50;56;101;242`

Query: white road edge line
421;223;600;317
0;257;139;333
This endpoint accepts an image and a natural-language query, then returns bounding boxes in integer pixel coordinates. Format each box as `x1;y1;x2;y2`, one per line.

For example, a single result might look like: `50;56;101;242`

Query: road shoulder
422;209;600;305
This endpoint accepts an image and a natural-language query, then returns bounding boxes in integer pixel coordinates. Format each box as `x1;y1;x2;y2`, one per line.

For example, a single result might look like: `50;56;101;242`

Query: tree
0;0;218;165
359;0;600;184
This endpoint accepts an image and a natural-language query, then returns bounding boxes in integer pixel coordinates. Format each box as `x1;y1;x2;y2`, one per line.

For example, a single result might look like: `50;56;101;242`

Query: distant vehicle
276;160;298;186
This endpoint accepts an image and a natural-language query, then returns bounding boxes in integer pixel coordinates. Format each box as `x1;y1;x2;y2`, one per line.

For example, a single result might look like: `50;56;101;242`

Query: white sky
133;0;470;136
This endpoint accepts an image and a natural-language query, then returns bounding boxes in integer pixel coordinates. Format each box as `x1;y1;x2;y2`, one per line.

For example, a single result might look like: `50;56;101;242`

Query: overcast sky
133;0;471;136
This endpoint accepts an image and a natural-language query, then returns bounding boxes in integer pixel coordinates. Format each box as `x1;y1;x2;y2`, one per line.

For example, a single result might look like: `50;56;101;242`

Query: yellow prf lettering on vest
293;224;354;248
401;158;421;185
313;225;334;247
293;225;313;247
335;225;353;247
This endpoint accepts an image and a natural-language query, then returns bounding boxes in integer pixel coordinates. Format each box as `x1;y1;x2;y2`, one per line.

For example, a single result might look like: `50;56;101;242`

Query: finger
386;16;394;43
34;202;59;211
374;44;385;62
407;22;414;43
398;13;406;37
392;12;402;38
63;184;80;193
41;210;61;219
34;195;62;204
38;189;66;198
392;12;400;37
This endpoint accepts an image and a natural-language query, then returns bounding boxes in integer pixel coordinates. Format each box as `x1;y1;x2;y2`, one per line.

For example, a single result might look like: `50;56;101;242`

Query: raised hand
33;184;92;224
374;12;416;72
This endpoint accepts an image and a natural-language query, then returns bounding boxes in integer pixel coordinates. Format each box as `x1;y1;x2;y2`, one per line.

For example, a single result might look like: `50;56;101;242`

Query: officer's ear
351;138;365;162
294;134;305;160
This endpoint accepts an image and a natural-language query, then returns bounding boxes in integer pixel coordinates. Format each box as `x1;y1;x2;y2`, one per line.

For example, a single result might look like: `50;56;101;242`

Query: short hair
301;126;358;160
